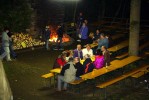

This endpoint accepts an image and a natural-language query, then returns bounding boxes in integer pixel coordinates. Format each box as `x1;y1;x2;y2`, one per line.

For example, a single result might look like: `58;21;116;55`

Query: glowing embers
49;29;70;43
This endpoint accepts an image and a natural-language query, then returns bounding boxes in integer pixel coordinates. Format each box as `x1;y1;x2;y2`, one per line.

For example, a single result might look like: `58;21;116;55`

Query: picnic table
108;40;128;52
50;68;61;74
80;56;141;80
80;55;95;64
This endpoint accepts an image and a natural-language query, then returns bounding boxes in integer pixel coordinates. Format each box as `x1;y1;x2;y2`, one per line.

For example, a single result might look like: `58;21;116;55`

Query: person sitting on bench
57;58;77;91
74;57;84;79
83;54;95;74
53;53;67;69
93;50;104;69
97;33;109;50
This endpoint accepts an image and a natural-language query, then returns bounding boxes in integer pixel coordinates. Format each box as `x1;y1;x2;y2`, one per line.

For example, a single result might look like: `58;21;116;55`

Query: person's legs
4;47;11;61
9;42;17;58
56;37;60;48
45;40;49;50
63;82;68;90
57;75;64;91
59;37;63;49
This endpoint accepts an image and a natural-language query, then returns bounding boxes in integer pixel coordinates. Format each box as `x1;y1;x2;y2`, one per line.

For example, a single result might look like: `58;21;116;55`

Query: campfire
48;26;70;43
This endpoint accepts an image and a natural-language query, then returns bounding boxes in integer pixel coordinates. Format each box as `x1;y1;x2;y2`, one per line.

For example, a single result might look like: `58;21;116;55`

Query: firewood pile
12;33;45;50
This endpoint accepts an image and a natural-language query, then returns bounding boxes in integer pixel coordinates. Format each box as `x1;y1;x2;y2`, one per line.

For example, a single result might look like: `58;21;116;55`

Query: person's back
83;58;94;74
44;29;51;40
98;38;109;49
63;61;77;83
2;31;9;47
93;55;104;69
80;26;88;40
57;27;64;38
75;62;84;77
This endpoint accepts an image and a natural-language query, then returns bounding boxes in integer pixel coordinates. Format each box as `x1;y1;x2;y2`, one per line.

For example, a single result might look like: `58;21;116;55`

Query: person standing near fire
44;26;51;50
54;24;64;50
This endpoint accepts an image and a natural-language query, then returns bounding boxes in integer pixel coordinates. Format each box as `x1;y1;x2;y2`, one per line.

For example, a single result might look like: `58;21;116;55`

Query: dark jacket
60;63;76;76
94;33;100;40
57;27;64;38
83;58;95;74
77;15;84;29
87;37;94;44
44;29;51;40
103;50;110;66
73;49;83;59
75;62;84;77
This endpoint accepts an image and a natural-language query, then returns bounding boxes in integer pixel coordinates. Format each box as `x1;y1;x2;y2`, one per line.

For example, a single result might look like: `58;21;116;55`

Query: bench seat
69;79;85;85
41;73;54;79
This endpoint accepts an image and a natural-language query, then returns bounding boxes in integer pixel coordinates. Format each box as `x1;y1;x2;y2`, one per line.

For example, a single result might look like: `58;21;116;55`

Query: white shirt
82;48;93;57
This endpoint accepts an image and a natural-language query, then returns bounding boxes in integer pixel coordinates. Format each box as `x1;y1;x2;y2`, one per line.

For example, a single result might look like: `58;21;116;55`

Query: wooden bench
96;65;149;99
131;71;146;78
108;40;128;52
115;41;149;59
41;73;54;87
69;79;85;85
115;53;128;59
111;34;125;40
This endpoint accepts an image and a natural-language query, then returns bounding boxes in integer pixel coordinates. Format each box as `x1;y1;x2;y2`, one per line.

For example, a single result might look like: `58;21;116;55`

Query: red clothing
57;58;66;67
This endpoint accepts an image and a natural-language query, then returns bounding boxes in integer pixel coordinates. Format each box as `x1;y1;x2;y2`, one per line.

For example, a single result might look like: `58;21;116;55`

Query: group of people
0;27;17;61
76;12;110;52
43;24;65;51
53;43;110;91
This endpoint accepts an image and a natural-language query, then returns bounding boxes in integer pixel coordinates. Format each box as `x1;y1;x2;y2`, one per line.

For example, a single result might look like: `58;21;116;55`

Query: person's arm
57;58;63;68
60;64;69;76
90;49;93;57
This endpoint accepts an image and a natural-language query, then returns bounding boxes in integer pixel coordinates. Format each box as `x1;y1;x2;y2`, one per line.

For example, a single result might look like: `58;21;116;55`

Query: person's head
82;22;86;27
4;27;9;33
61;53;66;59
77;44;82;51
89;32;94;38
69;50;74;57
68;57;74;62
96;29;100;34
79;12;83;16
100;33;105;39
86;44;91;51
96;49;103;56
84;20;88;25
74;57;80;64
58;24;62;28
101;46;107;52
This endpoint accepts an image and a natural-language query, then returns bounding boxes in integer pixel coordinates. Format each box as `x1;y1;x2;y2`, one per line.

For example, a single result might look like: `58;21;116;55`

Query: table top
50;68;61;74
80;56;141;80
108;40;128;52
80;56;95;64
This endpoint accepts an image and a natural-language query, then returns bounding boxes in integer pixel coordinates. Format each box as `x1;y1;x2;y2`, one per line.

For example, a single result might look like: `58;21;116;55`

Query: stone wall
0;61;13;100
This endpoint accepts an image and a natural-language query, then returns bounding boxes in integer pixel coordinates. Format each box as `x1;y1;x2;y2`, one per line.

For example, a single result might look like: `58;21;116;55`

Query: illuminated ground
3;45;149;100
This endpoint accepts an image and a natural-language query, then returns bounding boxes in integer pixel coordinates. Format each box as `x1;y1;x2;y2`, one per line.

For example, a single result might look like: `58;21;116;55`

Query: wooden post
129;0;141;56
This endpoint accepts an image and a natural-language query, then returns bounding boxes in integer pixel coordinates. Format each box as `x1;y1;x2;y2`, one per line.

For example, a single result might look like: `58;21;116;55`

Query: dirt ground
3;46;149;100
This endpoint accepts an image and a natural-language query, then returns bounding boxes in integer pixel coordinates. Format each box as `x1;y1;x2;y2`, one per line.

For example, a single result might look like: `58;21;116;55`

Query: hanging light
51;0;80;2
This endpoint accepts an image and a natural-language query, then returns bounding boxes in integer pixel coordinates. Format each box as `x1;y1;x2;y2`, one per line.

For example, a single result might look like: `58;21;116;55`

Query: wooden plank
108;40;128;52
80;56;141;80
97;65;149;88
131;71;145;78
96;75;126;88
41;73;54;79
50;68;61;74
